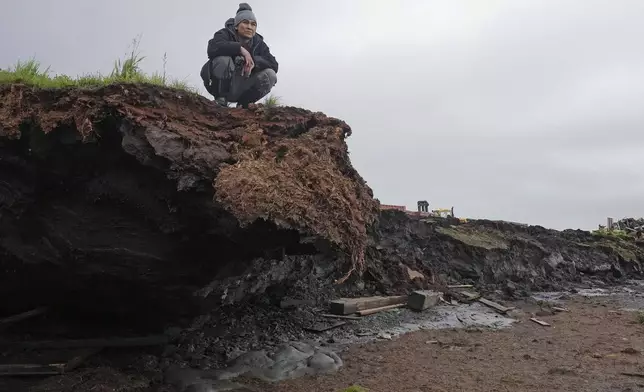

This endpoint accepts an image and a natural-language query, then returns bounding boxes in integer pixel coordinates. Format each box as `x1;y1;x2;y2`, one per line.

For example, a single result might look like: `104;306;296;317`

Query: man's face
237;20;257;39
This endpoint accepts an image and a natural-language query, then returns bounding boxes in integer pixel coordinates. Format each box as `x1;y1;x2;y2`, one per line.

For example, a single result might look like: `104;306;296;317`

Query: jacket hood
224;17;264;42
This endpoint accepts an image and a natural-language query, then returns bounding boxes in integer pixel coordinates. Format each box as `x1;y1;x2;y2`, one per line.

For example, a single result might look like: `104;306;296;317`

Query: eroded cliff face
0;82;642;335
0;83;377;328
367;212;644;295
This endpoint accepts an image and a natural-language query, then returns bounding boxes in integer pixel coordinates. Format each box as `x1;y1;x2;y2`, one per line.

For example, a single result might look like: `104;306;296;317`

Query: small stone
507;309;525;319
377;332;392;340
307;352;337;372
592;353;603;358
406;267;425;281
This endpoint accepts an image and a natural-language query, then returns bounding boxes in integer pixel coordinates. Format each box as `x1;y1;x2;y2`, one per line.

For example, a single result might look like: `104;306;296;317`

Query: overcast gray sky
2;0;644;230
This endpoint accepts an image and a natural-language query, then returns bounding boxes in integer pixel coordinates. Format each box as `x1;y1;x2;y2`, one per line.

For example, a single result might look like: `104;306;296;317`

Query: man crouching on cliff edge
200;3;278;108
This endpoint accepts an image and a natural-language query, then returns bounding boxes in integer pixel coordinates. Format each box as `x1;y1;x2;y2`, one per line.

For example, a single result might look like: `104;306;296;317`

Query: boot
236;87;265;109
213;79;232;107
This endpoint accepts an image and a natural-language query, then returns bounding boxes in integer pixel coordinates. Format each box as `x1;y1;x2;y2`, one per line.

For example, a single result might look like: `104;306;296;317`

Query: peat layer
0;83;642;335
0;83;376;331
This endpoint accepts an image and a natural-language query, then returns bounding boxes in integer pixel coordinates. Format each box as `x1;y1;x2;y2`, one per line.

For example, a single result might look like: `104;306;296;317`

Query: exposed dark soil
3;293;644;392
371;213;644;295
0;82;375;329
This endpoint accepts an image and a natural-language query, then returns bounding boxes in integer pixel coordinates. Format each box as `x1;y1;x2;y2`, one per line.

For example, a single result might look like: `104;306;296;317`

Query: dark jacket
207;17;278;73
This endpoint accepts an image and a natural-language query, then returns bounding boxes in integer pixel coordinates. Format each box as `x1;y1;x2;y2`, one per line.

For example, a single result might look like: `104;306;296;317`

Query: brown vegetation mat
215;125;378;276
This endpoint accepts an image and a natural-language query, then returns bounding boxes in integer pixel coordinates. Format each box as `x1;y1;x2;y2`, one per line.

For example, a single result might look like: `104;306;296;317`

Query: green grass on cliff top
0;37;198;94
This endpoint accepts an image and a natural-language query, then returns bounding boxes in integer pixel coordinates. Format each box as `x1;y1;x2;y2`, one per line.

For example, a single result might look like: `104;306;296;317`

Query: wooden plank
0;308;48;329
319;314;362;320
477;298;513;314
329;295;408;315
0;363;65;376
356;303;406;316
447;285;474;289
454;291;481;302
552;306;570;313
303;321;346;333
2;335;168;350
530;318;551;327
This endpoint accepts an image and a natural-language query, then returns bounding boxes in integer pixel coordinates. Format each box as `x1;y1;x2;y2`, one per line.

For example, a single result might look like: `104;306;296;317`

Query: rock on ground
164;342;341;391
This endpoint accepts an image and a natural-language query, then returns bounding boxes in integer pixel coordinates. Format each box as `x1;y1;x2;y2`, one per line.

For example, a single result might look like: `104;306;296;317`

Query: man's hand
240;47;255;77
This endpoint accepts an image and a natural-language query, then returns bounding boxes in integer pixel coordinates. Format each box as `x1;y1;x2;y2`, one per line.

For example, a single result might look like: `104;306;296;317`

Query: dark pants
200;56;277;104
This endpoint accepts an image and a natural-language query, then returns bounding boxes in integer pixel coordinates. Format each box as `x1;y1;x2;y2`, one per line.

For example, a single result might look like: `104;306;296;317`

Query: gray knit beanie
234;3;257;26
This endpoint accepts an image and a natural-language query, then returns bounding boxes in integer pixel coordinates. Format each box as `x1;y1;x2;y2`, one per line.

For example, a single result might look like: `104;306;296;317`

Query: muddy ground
3;282;644;392
252;285;644;392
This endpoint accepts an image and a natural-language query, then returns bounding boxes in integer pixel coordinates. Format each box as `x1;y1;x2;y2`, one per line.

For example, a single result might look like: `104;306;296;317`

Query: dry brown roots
214;125;378;279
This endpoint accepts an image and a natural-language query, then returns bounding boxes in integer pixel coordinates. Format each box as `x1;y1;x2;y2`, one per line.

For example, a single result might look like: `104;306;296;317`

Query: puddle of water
534;282;644;311
577;288;610;297
324;303;515;349
531;292;567;303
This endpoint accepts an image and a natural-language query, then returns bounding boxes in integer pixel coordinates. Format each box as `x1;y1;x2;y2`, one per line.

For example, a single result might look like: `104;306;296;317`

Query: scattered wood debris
477;298;515;314
552;306;570;313
329;295;407;315
530;318;551;327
